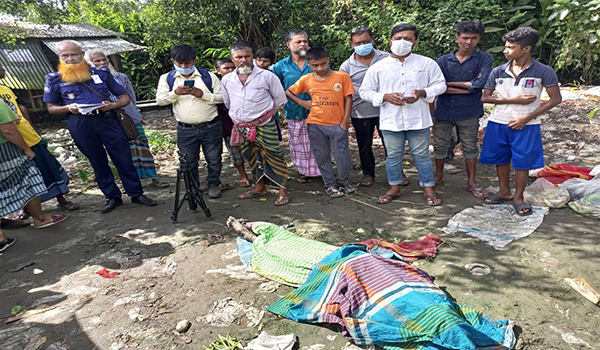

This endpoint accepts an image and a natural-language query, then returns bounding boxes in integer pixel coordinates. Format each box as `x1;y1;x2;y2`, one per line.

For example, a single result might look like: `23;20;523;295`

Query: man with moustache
44;40;155;213
272;29;320;183
221;40;290;206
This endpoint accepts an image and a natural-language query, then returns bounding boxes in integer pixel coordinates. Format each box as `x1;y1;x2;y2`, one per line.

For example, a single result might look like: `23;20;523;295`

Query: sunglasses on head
351;27;371;34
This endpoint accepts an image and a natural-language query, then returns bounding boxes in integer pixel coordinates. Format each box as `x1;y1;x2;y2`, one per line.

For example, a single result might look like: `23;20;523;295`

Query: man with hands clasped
359;24;447;206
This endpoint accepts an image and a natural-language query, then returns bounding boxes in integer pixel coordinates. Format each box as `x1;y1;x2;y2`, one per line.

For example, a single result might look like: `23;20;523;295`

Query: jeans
307;123;352;188
176;119;223;187
381;128;434;187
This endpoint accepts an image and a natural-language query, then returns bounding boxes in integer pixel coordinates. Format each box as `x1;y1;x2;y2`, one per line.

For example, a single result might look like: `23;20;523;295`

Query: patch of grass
147;130;176;152
202;333;243;350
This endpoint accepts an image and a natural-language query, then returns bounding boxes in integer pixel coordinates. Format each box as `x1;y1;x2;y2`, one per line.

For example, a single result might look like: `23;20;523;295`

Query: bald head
57;40;84;64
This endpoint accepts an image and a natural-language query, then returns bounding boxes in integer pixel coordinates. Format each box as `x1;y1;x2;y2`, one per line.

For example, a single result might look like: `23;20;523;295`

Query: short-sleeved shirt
0;100;19;145
339;49;389;119
434;50;494;121
288;71;355;126
272;55;313;120
0;85;41;146
485;59;559;125
43;67;127;107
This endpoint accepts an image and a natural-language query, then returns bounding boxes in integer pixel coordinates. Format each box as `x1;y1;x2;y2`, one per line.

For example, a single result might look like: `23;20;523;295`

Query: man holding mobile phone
156;44;224;199
360;24;446;206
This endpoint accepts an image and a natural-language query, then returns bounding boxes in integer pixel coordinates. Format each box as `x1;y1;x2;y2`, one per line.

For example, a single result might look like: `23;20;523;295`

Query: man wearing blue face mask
156;44;224;198
340;27;409;188
360;24;446;206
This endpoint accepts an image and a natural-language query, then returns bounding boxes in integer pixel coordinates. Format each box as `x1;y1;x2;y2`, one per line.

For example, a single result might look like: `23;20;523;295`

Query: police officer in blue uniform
44;40;156;213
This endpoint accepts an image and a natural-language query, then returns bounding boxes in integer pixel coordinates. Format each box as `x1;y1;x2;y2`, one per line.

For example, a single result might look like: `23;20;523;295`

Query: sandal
482;193;513;205
57;200;80;211
1;218;30;229
377;192;400;204
238;191;267;199
360;175;374;187
342;183;358;194
33;214;68;229
238;178;252;187
400;178;410;186
151;179;170;188
0;237;16;252
274;195;290;206
434;179;444;188
513;202;533;216
425;195;443;206
467;187;489;199
325;186;344;198
296;175;310;184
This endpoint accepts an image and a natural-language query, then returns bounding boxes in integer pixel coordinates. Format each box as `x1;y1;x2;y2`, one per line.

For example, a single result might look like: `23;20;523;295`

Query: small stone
176;319;191;333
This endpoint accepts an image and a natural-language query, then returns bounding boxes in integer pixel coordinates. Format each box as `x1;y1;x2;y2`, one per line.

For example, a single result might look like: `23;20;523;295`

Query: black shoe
0;237;16;252
131;194;156;206
101;198;123;213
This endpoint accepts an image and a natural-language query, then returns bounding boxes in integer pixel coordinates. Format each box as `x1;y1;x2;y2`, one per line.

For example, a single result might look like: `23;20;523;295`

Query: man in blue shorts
480;27;562;216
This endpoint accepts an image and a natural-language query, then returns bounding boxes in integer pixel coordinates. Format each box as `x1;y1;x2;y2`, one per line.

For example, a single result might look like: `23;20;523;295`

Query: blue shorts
479;121;544;170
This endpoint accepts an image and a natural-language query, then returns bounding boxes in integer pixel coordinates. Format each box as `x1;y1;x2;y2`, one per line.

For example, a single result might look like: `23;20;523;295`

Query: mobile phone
184;79;194;87
402;95;414;100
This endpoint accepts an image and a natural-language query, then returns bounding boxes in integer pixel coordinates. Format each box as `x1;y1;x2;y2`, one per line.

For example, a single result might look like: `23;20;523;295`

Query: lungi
287;119;320;177
241;119;288;188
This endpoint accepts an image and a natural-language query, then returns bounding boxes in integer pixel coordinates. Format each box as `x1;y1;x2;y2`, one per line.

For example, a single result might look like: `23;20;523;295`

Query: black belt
177;118;219;129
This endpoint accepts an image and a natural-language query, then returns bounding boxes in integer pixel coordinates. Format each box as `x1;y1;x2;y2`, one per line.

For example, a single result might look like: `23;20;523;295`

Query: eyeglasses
351;27;371;34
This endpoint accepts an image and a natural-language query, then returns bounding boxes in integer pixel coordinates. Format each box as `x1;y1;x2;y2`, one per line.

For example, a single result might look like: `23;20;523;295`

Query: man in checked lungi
221;40;290;206
272;29;321;184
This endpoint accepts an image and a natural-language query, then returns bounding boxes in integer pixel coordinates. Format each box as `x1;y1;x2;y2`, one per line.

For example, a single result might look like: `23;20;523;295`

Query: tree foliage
2;0;599;98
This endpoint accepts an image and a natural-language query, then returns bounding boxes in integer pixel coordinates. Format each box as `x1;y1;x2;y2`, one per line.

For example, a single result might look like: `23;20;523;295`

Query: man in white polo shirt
156;44;224;198
480;27;562;216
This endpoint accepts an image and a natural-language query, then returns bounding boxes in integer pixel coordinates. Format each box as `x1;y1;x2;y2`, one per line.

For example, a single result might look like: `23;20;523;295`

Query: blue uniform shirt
43;67;127;106
434;50;494;121
272;54;313;120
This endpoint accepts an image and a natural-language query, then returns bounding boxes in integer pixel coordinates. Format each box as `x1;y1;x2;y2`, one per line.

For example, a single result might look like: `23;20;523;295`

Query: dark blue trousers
67;113;143;199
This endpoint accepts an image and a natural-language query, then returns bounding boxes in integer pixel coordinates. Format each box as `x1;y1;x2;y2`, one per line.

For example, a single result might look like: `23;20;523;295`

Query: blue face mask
354;43;374;56
174;63;195;75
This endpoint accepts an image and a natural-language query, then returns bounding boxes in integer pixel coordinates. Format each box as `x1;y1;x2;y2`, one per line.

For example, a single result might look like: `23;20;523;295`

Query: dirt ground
0;96;599;350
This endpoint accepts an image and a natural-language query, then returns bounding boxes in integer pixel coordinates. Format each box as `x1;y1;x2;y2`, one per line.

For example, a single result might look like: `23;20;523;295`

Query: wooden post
109;54;123;72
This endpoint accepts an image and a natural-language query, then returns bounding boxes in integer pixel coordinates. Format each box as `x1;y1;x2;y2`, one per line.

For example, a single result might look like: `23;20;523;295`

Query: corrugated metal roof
42;38;145;56
3;22;120;39
0;40;54;90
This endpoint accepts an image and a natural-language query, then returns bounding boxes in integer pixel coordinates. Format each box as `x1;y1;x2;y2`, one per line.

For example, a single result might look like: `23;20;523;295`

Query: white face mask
391;39;413;56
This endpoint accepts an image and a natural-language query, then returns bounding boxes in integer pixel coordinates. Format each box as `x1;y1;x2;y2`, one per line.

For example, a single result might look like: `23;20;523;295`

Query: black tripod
171;155;212;223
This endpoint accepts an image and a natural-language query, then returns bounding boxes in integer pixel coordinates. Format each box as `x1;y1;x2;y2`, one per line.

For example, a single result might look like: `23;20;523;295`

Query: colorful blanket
268;246;515;349
249;222;338;286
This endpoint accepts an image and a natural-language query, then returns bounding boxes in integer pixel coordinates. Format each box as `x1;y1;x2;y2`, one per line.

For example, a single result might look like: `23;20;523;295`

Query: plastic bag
569;194;600;219
560;178;600;201
524;178;570;208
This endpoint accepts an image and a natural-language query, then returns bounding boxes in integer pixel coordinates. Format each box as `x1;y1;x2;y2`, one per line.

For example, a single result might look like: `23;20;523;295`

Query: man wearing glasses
340;27;409;188
44;40;156;213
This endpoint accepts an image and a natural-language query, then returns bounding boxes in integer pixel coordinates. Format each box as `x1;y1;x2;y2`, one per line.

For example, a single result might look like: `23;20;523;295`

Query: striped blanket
268;246;515;349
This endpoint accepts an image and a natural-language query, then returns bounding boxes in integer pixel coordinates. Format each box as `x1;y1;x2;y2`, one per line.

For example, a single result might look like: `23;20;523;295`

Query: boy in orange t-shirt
286;47;355;197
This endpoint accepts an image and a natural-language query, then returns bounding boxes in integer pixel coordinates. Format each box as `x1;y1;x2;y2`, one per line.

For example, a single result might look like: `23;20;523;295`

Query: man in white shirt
221;40;290;206
360;23;446;206
156;44;224;198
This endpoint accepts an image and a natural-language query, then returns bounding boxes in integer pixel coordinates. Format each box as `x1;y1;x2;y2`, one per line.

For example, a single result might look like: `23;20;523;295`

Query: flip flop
33;214;68;229
425;195;443;206
296;175;310;183
238;191;267;199
274;195;290;206
1;218;30;229
482;193;513;205
360;175;374;187
467;187;489;198
513;202;533;216
238;178;252;187
400;178;410;186
377;192;401;204
56;200;80;211
151;180;170;188
434;179;444;188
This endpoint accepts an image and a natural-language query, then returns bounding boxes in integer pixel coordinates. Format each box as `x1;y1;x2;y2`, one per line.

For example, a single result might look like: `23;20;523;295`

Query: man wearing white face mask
340;27;408;188
360;24;447;206
156;44;224;199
